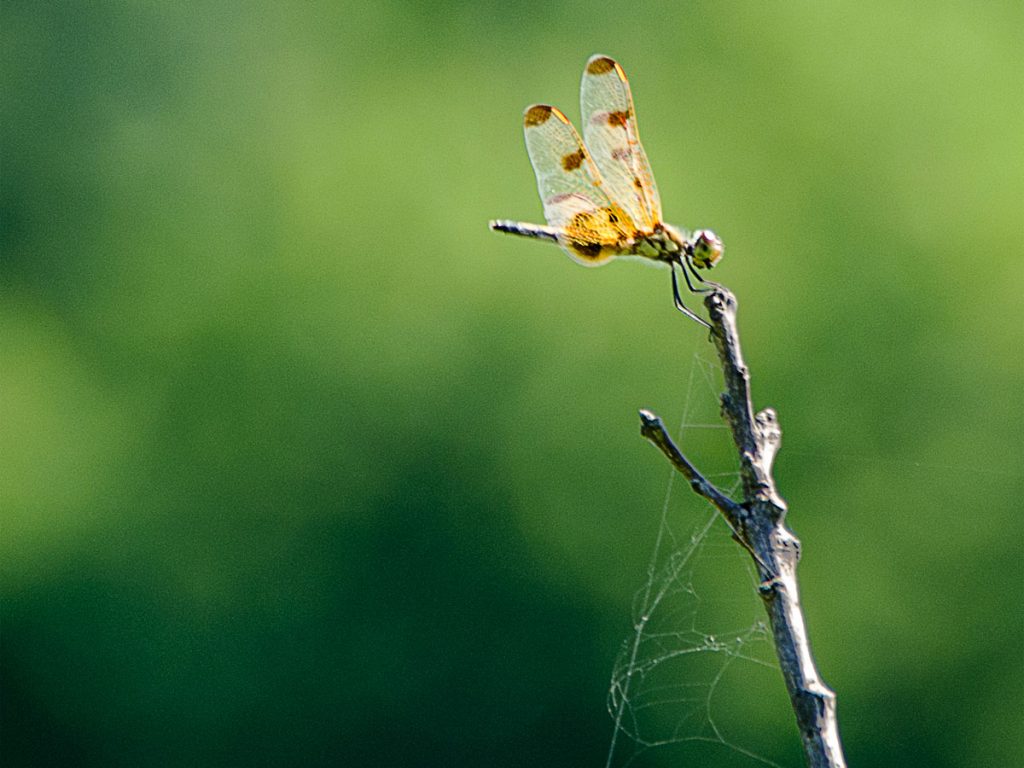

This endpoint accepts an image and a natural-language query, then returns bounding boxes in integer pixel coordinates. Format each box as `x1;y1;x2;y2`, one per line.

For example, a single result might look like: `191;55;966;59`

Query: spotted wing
580;55;662;232
522;104;637;265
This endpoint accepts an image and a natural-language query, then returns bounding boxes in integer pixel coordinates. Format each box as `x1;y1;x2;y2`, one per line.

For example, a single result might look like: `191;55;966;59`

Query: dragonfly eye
691;229;724;269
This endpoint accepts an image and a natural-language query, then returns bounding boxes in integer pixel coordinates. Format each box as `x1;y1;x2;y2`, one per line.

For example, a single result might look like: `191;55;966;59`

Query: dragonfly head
690;229;724;270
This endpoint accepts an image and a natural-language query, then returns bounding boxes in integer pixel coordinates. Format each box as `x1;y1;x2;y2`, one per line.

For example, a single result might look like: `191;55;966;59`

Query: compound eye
692;230;724;269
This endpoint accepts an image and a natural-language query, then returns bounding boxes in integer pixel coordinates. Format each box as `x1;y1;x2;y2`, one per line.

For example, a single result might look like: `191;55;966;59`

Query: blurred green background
3;1;1022;766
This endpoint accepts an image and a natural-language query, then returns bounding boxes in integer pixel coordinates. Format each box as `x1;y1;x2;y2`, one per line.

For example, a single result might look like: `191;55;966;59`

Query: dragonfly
489;54;723;327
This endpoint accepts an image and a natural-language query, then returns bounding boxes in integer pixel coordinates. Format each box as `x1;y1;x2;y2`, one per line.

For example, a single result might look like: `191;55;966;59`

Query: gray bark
639;287;847;768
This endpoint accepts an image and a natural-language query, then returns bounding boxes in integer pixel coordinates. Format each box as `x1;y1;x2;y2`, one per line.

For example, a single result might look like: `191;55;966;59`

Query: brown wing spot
524;105;554;127
607;110;630;128
561;150;585;171
570;241;605;260
633;177;643;189
586;56;616;75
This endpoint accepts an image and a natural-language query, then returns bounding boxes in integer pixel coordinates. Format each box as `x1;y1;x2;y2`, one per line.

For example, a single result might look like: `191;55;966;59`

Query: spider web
605;348;802;768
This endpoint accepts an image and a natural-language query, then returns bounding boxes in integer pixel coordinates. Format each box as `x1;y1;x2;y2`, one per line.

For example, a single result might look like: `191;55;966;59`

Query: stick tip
638;409;663;435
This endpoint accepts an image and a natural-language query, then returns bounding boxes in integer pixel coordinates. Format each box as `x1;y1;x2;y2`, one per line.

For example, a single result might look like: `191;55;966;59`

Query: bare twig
639;286;847;768
638;410;740;519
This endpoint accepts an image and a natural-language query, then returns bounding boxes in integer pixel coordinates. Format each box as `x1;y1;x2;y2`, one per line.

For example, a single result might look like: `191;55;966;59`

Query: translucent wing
522;104;638;265
523;104;611;228
580;55;662;232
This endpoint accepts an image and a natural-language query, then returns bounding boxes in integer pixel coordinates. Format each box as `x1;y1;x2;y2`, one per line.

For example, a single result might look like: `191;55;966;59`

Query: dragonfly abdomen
489;220;560;242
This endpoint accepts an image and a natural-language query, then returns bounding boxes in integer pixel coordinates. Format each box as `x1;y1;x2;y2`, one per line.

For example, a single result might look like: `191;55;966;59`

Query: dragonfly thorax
633;227;682;262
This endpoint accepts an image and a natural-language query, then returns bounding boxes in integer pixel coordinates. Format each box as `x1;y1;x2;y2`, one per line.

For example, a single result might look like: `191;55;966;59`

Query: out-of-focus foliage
2;2;1021;766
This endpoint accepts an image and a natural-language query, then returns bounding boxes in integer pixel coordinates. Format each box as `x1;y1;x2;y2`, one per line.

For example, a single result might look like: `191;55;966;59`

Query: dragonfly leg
671;261;712;329
682;254;722;293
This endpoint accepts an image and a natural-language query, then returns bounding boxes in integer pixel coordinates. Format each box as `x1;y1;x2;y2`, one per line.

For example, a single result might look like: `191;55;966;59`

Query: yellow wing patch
561;203;637;263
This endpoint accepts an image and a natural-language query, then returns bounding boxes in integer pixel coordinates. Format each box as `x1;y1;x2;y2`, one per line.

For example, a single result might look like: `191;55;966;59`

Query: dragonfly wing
522;104;636;265
580;55;662;231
